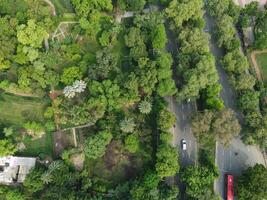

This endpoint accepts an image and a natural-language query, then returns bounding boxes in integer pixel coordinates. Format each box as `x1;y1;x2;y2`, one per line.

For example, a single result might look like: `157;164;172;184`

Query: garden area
0;93;48;126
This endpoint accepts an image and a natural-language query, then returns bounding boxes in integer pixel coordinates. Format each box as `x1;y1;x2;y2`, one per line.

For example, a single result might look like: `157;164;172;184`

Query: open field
0;93;48;126
20;132;54;157
256;52;267;83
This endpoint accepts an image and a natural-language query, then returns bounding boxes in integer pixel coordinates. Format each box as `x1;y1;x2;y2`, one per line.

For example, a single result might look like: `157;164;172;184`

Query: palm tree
48;160;64;173
41;171;53;184
138;100;152;114
120;118;136;133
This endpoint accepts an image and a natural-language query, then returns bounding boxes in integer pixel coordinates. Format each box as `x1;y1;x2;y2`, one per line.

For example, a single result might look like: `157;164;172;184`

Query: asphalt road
166;97;197;167
204;12;266;199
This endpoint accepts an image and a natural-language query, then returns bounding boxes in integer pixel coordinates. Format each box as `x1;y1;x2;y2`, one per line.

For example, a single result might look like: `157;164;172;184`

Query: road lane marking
229;148;232;170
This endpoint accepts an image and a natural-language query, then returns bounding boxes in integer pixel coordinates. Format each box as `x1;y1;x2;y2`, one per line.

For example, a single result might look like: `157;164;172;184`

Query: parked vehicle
181;139;187;150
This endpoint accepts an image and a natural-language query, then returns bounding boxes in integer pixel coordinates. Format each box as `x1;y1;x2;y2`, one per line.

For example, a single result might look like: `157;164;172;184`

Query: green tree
221;50;249;74
23;121;44;138
151;24;167;49
254;13;267;49
192;110;215;148
84;131;113;159
125;133;140;153
237;164;267;200
229;73;256;90
215;16;237;50
238;90;260;111
120;118;136;133
165;0;203;28
17;19;48;48
181;165;218;198
157;108;176;130
6;189;25;200
155;145;179;178
61;67;82;85
23;167;45;194
0;139;17;156
212;109;241;146
138;100;152;114
126;0;146;11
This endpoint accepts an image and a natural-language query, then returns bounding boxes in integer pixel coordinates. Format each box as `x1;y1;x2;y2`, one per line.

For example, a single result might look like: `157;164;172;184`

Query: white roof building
233;0;267;8
0;156;36;184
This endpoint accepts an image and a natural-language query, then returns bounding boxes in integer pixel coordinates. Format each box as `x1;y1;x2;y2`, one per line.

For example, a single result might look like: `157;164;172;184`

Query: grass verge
256;52;267;83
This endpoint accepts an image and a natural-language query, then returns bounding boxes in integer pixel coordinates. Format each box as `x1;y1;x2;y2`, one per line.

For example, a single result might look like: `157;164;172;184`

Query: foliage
125;133;140;153
157;108;176;130
238;90;260;111
181;165;218;198
192;109;240;146
0;139;17;156
84;131;113;159
151;24;167;49
120;118;136;133
221;50;249;74
155;144;179;178
23;121;44;138
138;100;152;114
61;67;82;85
23;167;45;194
17;19;48;48
237;164;267;200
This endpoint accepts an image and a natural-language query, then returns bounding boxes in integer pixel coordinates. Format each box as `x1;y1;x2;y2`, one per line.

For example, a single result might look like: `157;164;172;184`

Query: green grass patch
0;93;48;126
51;0;74;15
256;52;267;83
20;132;54;157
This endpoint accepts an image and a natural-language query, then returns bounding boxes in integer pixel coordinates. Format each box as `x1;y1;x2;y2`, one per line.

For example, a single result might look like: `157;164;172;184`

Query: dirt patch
52;130;75;156
70;152;85;171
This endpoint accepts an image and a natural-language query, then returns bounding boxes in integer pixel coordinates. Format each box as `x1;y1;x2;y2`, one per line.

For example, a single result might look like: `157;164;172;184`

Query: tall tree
237;164;267;200
84;131;113;159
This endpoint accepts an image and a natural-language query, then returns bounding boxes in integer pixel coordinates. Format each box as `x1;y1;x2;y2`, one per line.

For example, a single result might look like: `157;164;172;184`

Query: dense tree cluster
237;164;267;200
166;0;223;110
206;0;267;148
192;109;241;147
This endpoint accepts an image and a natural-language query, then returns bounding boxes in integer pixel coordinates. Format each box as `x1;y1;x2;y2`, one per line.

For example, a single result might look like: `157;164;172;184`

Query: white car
181;139;187;150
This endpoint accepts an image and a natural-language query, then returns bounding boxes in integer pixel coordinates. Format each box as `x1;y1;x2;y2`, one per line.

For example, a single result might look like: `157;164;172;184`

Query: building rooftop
0;156;36;184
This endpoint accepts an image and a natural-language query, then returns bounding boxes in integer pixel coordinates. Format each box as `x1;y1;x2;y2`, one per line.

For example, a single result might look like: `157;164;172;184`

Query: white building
233;0;267;8
0;156;36;184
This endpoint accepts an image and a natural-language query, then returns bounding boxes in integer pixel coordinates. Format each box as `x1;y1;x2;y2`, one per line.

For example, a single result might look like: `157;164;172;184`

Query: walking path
43;0;56;16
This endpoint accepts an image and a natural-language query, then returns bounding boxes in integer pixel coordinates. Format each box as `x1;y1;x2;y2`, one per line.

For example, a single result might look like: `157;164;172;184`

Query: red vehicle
226;174;234;200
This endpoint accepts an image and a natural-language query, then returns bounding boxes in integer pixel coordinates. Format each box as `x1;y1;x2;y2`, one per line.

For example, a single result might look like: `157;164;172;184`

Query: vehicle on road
181;139;187;150
226;174;234;200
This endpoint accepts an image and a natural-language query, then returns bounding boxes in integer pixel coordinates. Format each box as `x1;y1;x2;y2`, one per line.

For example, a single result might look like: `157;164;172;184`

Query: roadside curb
262;150;267;167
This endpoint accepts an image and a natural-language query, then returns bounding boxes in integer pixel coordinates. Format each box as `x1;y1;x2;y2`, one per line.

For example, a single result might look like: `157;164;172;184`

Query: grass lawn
20;132;54;157
51;0;74;15
256;52;267;83
0;93;48;127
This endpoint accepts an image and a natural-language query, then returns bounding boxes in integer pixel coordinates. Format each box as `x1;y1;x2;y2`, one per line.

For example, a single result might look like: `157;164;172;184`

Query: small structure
233;0;267;9
0;156;36;184
243;26;255;47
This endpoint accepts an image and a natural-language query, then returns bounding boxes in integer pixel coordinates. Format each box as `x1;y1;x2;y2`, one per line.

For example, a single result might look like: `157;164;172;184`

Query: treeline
165;0;224;111
206;0;267;149
163;0;225;199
